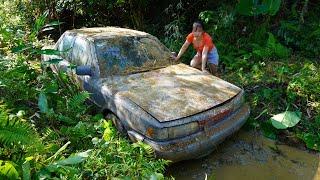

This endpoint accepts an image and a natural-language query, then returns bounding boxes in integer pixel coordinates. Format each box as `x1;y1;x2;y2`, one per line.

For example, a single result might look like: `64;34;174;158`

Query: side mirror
76;65;93;76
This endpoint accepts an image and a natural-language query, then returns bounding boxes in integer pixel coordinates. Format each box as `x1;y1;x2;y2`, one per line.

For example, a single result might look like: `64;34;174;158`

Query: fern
0;109;41;146
67;91;90;111
132;141;155;158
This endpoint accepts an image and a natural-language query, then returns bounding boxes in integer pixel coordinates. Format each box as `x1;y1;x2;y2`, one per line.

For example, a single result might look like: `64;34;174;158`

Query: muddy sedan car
42;27;250;162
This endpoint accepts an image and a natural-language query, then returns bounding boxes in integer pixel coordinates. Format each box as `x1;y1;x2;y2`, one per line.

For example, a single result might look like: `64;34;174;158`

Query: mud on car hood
101;64;241;122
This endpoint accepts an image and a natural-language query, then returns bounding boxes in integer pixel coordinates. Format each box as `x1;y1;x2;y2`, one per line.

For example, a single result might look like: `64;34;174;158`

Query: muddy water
166;130;320;180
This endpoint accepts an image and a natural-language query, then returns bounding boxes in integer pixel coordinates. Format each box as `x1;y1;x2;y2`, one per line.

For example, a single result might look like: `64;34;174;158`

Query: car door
56;33;75;61
71;37;105;107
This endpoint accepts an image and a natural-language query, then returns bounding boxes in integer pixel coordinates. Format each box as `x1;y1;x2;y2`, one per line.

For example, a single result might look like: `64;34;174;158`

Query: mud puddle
166;130;320;180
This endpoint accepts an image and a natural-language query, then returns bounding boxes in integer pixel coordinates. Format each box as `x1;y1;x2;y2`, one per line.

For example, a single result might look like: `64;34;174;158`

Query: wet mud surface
166;130;320;180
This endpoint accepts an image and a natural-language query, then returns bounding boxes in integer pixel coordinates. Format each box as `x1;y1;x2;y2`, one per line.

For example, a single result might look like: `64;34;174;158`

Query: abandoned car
42;27;250;162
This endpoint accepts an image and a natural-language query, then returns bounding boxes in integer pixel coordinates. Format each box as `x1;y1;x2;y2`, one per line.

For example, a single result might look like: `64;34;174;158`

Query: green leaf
150;173;164;180
103;120;115;141
32;49;61;55
12;44;32;53
0;160;19;180
270;111;302;129
265;0;281;15
22;161;31;180
267;32;276;48
46;141;71;162
40;21;64;33
54;150;91;166
38;92;48;113
44;58;64;65
261;121;277;140
42;21;64;28
236;0;255;16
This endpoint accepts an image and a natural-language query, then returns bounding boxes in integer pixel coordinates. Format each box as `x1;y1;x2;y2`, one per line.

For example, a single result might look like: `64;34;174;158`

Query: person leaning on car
173;20;219;76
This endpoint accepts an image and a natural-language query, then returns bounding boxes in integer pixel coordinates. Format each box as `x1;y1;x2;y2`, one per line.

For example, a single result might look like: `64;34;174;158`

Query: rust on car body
99;63;241;122
42;27;250;162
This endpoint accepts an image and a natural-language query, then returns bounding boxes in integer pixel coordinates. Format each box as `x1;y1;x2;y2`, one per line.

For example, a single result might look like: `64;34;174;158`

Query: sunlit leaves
270;111;301;129
103;120;114;141
0;160;19;180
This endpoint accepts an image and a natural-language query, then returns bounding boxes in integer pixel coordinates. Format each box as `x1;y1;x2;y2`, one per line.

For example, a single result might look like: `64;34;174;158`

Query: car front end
125;90;250;162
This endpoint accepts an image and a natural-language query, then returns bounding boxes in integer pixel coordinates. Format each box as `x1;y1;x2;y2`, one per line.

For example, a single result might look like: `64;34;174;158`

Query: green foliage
37;71;90;125
287;63;320;113
252;32;290;59
82;120;169;179
236;0;281;16
0;107;42;147
38;149;91;178
277;6;320;57
0;160;19;180
1;0;320;179
297;115;320;151
270;110;302;129
38;92;49;114
60;121;96;149
0;1;169;178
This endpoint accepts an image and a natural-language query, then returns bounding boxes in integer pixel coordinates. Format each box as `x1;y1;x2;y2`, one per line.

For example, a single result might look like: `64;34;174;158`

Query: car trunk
101;63;242;122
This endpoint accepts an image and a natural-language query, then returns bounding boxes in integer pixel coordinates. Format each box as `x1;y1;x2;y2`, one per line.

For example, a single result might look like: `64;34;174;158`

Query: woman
174;21;219;75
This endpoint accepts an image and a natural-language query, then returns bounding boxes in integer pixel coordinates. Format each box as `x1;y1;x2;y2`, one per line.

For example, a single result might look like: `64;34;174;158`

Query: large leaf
32;49;61;55
38;92;48;113
22;161;31;180
265;0;281;15
43;58;64;65
150;173;164;180
44;150;91;176
236;0;255;16
0;160;19;179
54;150;91;166
11;44;32;53
270;111;302;129
40;21;64;33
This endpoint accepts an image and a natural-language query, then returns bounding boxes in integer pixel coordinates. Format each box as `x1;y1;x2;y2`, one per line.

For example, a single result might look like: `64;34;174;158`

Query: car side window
72;37;100;77
56;34;75;60
71;37;92;66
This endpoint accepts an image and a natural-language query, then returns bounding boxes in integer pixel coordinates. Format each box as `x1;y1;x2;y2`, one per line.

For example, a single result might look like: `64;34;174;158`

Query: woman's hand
202;69;210;74
170;52;177;61
173;40;190;62
170;54;179;61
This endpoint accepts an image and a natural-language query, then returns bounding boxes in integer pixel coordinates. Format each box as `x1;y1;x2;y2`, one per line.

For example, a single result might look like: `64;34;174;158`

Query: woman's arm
201;45;209;71
175;40;190;61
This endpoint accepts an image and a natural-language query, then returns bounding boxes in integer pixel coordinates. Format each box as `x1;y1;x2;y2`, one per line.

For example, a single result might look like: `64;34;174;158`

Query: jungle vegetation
0;0;319;179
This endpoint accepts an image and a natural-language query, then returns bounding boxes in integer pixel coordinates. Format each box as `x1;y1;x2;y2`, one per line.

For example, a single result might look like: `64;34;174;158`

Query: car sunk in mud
42;27;250;162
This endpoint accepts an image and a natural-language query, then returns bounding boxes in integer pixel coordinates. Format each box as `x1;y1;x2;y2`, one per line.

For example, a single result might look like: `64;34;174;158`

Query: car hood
100;63;241;122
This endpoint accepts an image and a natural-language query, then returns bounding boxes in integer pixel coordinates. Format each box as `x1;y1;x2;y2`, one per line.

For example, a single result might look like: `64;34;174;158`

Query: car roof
66;27;151;41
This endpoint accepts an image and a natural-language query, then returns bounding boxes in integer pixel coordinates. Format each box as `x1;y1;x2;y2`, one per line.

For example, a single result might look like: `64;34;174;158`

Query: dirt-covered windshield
94;35;175;76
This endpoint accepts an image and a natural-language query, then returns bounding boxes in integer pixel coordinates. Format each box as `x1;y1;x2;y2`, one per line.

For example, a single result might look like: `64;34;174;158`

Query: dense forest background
0;0;319;179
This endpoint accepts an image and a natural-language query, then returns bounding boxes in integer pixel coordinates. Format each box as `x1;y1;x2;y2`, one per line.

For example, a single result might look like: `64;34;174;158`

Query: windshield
94;36;175;76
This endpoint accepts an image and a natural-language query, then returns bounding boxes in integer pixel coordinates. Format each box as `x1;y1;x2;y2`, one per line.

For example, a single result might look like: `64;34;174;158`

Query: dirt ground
166;130;320;180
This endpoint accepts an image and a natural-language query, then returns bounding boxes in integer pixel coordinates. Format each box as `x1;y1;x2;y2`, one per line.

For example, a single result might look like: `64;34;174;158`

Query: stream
166;130;320;180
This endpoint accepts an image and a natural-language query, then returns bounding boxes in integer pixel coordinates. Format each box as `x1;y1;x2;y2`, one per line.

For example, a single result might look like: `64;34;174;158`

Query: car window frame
71;36;100;78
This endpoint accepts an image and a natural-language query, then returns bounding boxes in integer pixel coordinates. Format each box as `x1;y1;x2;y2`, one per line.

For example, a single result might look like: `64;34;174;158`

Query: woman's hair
192;20;204;31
